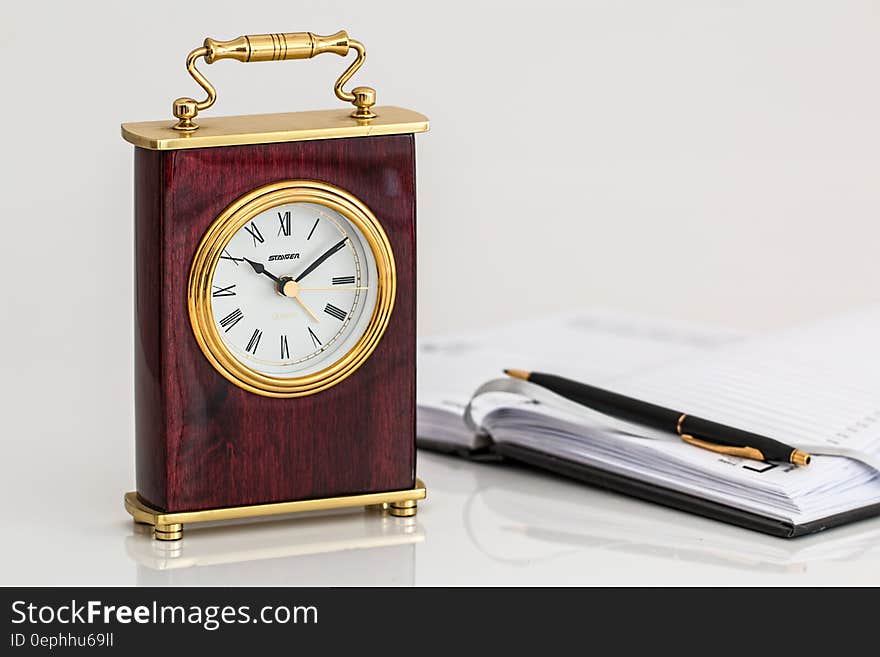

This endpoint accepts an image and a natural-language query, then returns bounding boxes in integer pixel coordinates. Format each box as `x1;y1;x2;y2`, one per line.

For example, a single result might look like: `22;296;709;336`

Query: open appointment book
417;307;880;537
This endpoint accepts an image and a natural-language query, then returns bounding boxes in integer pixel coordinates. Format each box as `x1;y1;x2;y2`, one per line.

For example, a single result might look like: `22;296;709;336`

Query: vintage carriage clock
121;31;427;540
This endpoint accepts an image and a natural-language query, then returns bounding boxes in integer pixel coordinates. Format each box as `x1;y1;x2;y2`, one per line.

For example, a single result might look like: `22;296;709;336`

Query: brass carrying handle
172;31;377;131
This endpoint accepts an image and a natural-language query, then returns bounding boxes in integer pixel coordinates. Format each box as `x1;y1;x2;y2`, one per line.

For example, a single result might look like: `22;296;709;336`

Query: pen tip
790;450;811;466
504;369;530;381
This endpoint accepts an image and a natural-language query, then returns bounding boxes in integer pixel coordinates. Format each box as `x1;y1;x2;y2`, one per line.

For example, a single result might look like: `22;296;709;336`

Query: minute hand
294;237;348;283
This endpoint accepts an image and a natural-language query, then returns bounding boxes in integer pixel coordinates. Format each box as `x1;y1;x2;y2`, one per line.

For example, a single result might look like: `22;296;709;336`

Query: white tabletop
4;448;879;586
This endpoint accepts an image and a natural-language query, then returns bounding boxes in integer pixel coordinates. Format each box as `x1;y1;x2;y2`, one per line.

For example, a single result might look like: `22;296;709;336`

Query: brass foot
154;523;183;541
388;499;418;517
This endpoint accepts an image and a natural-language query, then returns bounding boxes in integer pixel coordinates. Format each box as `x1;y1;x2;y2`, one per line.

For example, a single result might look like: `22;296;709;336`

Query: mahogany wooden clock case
121;31;427;540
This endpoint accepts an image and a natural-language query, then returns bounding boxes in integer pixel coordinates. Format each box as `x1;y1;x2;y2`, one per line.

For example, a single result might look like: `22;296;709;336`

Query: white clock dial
209;202;379;377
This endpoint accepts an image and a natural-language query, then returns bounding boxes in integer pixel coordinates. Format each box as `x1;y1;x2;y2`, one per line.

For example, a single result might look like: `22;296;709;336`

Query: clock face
208;201;380;378
189;180;395;397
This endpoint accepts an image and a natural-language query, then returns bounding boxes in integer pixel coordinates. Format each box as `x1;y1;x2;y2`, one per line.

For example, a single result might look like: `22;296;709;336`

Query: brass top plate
121;106;428;151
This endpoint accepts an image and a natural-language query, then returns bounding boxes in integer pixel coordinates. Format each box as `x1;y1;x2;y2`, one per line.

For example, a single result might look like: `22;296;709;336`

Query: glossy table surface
4;449;880;586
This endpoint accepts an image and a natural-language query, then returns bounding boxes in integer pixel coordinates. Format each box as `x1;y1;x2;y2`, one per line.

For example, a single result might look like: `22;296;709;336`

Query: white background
1;1;879;585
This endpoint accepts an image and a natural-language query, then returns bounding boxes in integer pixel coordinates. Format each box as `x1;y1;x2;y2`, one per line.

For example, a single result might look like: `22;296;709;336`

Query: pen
503;369;811;466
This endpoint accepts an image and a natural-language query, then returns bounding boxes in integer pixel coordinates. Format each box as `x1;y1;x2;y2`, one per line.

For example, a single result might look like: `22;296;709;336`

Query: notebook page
611;305;880;463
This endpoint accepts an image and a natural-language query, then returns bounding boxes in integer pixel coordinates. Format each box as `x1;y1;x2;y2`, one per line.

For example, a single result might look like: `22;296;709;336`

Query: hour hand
243;258;281;283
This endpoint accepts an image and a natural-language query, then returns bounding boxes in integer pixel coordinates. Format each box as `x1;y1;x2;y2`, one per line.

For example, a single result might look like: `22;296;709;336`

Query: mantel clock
121;31;428;540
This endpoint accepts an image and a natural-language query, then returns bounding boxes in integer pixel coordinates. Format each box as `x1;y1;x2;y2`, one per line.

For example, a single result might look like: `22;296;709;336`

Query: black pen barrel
528;372;682;432
524;371;805;464
680;416;794;462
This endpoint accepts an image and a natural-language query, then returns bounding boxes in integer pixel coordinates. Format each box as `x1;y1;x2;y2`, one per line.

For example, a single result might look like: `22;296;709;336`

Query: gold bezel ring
188;180;396;398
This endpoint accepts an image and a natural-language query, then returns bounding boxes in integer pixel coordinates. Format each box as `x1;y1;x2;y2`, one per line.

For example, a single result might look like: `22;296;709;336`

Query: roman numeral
245;328;263;354
277;211;291;237
332;276;356;285
324;303;347;321
220;250;241;265
244;222;264;247
219;308;244;332
308;326;322;348
280;334;290;359
307;218;319;240
211;284;237;297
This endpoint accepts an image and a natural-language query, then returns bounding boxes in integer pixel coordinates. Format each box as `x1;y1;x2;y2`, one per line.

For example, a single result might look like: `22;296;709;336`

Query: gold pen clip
679;433;766;461
676;414;766;462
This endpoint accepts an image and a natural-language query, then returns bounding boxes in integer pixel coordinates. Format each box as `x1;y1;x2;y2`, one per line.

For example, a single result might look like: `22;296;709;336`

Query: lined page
611;306;880;460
